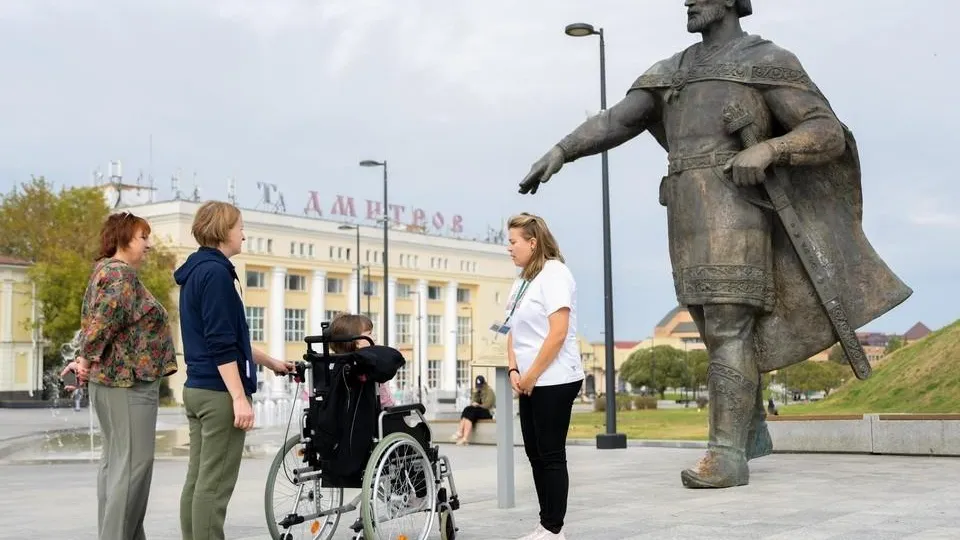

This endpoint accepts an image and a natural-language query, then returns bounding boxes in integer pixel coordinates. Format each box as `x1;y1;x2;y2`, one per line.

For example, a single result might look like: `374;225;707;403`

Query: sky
1;0;957;341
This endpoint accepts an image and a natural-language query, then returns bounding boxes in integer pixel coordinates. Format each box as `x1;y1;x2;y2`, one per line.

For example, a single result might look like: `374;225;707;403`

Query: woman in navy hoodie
174;201;292;540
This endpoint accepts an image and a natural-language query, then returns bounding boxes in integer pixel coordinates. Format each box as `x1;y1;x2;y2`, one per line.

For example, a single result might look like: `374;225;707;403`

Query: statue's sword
722;103;872;380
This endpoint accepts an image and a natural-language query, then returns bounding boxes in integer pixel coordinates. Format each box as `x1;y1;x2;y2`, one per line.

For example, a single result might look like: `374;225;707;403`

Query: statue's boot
746;385;773;460
681;305;758;489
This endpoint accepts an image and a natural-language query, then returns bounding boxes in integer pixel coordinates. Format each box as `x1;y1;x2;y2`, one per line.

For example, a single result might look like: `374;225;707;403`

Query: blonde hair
191;201;242;248
329;313;374;353
508;212;564;281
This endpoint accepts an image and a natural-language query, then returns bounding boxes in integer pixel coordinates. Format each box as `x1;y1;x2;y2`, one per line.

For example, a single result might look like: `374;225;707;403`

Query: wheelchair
264;324;461;540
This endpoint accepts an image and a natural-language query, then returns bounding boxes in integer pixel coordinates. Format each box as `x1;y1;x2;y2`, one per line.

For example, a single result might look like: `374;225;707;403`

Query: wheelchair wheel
265;435;343;540
439;505;456;540
360;432;438;540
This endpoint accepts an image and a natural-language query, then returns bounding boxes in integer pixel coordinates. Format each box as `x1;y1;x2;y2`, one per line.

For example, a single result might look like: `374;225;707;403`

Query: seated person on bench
328;313;395;408
452;375;496;445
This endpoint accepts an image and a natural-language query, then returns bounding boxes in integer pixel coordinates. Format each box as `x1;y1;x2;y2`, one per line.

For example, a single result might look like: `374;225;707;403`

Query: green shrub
633;396;658;410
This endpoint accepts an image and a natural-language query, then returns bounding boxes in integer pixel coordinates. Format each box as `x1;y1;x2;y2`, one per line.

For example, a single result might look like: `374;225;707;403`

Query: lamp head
359;160;384;167
564;23;597;37
338;224;357;231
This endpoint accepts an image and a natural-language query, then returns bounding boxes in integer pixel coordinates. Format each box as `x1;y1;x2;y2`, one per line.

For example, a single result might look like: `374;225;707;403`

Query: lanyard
503;279;531;327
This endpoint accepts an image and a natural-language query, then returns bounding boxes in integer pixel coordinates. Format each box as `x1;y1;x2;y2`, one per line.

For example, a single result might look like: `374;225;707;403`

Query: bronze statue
519;0;912;488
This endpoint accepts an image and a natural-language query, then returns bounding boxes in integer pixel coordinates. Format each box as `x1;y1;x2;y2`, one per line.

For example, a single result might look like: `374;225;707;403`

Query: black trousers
460;405;493;424
518;380;582;534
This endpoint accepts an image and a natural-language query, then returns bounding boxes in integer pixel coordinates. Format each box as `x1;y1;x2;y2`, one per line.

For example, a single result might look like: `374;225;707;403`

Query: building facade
131;200;520;405
0;256;44;401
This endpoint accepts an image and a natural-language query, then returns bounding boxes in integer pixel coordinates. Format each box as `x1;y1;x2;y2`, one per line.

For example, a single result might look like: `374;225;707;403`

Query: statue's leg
746;383;772;460
681;303;758;489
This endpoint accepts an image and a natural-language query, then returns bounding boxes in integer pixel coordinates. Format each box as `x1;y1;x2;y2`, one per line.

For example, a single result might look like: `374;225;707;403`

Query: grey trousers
89;379;160;540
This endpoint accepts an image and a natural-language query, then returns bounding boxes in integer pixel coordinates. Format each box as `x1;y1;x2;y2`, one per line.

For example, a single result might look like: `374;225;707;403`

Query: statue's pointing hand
519;146;565;195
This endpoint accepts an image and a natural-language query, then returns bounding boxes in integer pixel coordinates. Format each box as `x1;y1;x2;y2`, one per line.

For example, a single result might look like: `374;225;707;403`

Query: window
395;314;411;344
427;360;441;389
286;274;306;291
267;239;273;253
245;270;265;289
396;283;412;299
457;316;471;346
427;285;442;301
427;315;443;345
363;278;379;297
290;241;296;255
326;277;343;294
245;307;265;342
284;309;306;342
456;288;470;303
457;359;470;389
308;244;314;258
395;365;409;390
324;310;343;322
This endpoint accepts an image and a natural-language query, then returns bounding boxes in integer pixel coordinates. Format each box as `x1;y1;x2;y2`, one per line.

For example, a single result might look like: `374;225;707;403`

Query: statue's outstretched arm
519;89;656;195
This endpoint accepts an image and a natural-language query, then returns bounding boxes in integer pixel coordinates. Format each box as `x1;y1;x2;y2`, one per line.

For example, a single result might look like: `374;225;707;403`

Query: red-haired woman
61;211;177;540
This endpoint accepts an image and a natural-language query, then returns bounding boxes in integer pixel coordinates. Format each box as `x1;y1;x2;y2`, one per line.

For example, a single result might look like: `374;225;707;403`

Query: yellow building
0;256;44;401
130;200;522;405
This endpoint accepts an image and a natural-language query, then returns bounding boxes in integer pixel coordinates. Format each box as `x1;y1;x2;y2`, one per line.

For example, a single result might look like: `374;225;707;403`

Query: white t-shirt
507;259;585;387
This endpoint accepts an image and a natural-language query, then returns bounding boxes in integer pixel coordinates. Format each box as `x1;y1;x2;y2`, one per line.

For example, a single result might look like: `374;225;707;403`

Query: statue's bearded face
686;0;730;33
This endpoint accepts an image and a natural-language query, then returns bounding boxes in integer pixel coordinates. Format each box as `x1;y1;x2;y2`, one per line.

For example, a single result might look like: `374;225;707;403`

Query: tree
0;177;178;370
688;349;709;397
827;344;846;364
619;345;690;399
777;361;847;397
884;336;904;356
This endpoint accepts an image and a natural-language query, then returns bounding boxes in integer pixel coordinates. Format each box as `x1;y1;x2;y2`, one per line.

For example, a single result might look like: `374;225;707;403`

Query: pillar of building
443;281;459;392
269;267;286;360
309;269;326;336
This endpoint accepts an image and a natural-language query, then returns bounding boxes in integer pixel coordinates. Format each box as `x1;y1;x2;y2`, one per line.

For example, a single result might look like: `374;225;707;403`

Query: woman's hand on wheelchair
267;357;295;375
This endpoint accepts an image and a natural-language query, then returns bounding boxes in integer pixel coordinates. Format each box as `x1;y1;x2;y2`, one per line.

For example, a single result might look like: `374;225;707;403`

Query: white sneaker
541;531;566;540
516;524;546;540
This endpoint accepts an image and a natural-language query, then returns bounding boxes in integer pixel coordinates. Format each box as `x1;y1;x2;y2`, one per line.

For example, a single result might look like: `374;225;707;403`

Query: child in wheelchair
328;315;432;519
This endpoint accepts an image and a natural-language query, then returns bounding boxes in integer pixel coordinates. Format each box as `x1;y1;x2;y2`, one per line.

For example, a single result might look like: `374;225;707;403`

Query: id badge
489;322;511;335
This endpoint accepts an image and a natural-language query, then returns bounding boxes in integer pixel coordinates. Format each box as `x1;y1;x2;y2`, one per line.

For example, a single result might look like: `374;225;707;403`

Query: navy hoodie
174;247;257;396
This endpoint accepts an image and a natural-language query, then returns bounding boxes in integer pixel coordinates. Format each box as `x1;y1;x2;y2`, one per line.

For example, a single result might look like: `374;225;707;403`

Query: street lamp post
337;224;362;313
565;22;626;450
359;159;389;345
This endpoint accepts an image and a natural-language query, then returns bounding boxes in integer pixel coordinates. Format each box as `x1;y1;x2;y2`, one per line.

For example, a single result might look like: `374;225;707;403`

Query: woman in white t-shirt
504;212;584;540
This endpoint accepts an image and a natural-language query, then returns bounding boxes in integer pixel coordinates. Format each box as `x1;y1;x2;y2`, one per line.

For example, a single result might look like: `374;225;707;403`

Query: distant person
451;375;496;445
767;397;779;416
175;201;292;540
504;212;584;540
328;313;396;408
62;211;177;540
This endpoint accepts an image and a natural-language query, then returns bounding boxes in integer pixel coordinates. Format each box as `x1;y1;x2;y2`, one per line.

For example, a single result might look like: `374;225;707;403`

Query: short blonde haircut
191;201;242;248
507;212;564;281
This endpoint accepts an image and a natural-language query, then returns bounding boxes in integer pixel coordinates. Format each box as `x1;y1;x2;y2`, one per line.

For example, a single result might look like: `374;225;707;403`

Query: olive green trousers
179;387;248;540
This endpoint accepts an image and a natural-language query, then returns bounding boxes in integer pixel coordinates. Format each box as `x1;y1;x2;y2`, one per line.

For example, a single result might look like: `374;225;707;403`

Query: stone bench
431;417;524;446
768;413;960;456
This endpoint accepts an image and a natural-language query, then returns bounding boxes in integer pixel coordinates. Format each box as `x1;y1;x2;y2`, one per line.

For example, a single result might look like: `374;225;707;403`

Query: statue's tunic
626;33;913;372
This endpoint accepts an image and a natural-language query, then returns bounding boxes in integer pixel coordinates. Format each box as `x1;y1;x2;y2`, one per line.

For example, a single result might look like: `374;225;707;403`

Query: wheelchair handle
304;334;375;347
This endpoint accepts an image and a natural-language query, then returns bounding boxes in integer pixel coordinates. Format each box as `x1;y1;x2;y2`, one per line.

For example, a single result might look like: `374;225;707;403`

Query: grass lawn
569;408;708;441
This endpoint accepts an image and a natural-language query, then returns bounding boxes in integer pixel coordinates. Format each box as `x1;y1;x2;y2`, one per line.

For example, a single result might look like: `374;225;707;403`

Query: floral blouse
78;258;177;387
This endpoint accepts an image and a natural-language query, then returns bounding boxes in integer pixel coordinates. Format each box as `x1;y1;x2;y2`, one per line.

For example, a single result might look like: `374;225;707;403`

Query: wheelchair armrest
383;403;426;416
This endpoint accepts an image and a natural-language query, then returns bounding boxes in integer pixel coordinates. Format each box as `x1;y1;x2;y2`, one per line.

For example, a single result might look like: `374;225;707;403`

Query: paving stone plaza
1;408;959;539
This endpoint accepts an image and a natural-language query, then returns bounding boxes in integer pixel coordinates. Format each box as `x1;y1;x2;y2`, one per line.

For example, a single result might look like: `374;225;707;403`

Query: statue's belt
667;151;738;175
664;150;775;211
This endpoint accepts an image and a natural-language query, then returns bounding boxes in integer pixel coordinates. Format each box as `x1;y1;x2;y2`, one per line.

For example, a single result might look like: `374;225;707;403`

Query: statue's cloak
629;33;912;373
